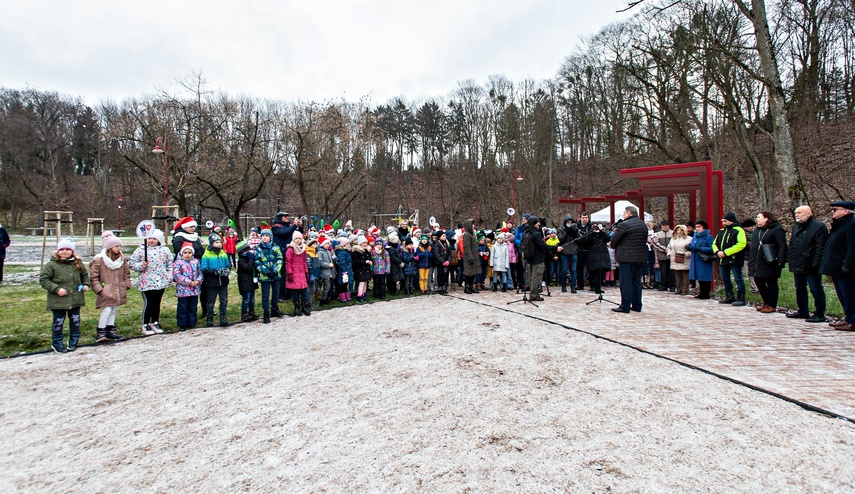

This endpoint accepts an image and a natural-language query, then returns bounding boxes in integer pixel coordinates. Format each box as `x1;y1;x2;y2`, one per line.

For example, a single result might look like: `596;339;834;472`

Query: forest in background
1;0;854;237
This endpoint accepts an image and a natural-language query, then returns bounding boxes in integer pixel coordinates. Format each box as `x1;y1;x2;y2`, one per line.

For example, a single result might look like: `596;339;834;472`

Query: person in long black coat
609;205;649;312
787;206;829;322
579;226;611;294
820;200;855;330
747;210;788;312
386;233;404;296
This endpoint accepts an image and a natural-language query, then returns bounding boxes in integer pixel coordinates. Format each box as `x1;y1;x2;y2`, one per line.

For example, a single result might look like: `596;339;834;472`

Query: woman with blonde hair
667;225;692;295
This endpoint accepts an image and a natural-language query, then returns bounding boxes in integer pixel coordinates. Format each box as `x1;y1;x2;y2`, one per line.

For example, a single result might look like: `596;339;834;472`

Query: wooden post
40;211;74;268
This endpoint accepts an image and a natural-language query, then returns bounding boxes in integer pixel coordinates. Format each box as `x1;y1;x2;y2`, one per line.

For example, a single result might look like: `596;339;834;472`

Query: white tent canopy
589;200;654;224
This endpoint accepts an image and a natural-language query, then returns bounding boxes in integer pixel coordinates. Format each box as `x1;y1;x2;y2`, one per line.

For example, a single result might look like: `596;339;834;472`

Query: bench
26;227;56;236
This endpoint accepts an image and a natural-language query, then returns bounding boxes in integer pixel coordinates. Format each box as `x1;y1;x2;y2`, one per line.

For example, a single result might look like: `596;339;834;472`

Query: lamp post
152;137;168;206
510;169;524;224
117;196;122;230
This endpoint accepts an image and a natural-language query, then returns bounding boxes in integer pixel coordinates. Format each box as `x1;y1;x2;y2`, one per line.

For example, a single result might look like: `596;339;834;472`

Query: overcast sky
1;0;634;105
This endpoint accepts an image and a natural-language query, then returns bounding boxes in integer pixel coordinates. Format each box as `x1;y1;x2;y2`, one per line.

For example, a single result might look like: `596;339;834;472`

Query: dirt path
1;297;853;492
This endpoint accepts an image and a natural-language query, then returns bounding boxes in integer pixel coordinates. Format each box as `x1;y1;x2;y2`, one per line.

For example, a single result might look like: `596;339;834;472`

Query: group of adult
599;200;855;331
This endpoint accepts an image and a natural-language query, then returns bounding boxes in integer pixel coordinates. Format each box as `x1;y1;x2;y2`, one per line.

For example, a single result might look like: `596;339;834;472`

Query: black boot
96;327;108;343
302;302;311;316
105;325;122;340
263;311;271;324
719;292;735;304
291;305;301;317
731;291;747;307
271;307;284;318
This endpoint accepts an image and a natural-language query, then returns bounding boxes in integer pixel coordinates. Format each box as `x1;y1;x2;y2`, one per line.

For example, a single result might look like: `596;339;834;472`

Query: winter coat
201;247;231;288
687;230;714;282
401;248;418;276
748;222;787;279
788;216;829;274
285;242;309;289
462;219;480;277
490;241;509;272
237;251;258;293
586;231;612;272
651;229;672;261
0;226;9;259
557;214;580;256
172;229;204;261
247;232;262;252
89;252;131;309
415;243;434;269
306;245;321;279
386;243;404;282
477;242;490;265
271;219;298;250
667;235;692;271
525;227;549;265
609;215;648;265
507;239;518;264
335;246;353;284
130;245;173;291
223;234;238;255
820;213;855;278
172;258;203;298
39;254;91;311
317;246;336;279
371;246;391;275
432;239;451;267
350;245;373;282
514;224;526;248
712;226;747;266
254;241;283;282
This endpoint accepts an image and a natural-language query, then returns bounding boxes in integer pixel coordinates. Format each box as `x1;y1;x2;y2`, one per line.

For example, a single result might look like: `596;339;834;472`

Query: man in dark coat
271;211;300;298
556;213;579;293
524;216;549;301
575;212;593;291
820;201;855;331
609;205;649;313
787;206;829;322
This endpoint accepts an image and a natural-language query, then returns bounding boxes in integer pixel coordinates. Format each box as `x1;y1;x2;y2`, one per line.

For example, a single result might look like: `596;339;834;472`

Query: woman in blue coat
687;220;715;299
334;238;353;303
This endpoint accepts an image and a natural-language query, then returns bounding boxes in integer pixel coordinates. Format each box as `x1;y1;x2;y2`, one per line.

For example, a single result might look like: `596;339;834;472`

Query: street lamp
152;137;168;206
117;196;122;230
510;169;524;224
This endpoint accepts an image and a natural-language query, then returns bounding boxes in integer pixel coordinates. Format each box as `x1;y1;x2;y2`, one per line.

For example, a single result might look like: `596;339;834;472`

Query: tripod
585;269;619;306
509;261;538;307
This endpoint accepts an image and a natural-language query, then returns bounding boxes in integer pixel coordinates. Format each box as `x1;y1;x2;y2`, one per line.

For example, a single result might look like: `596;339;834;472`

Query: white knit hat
57;237;75;252
149;229;165;245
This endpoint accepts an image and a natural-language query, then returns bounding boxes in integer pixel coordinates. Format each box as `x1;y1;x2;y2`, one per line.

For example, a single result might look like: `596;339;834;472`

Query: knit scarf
96;250;125;270
175;230;199;243
289;241;306;255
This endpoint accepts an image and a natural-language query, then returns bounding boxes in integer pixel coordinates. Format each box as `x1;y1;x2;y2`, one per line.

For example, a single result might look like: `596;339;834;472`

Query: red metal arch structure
558;161;724;234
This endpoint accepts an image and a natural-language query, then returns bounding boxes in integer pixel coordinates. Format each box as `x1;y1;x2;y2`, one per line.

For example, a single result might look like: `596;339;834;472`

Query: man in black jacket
524;216;549;301
820;201;855;331
609;205;649;313
556;214;579;293
787;206;829;322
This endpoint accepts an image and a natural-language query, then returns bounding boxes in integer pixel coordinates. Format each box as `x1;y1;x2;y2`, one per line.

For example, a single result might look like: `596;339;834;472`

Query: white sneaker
150;322;164;334
141;324;156;336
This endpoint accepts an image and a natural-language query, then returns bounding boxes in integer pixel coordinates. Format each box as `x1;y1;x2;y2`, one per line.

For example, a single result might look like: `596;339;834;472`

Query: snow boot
105;325;122;340
731;291;747;307
263;311;271;324
719;291;735;304
96;327;108;343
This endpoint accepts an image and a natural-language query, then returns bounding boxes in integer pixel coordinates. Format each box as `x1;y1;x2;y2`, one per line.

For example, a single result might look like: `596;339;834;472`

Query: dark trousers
206;285;229;322
386;276;399;296
141;289;165;324
589;268;603;293
832;277;855;324
618;262;643;311
0;258;5;282
291;287;309;306
176;296;199;328
558;255;577;289
240;290;256;314
372;274;387;298
755;276;779;307
260;280;280;313
794;272;825;315
720;264;745;294
51;307;81;346
659;259;674;289
576;251;589;288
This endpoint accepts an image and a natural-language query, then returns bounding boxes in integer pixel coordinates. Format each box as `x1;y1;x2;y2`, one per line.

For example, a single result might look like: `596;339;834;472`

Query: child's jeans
493;271;507;289
206;285;229;323
240;290;255;314
177;296;199;328
51;307;81;348
260;280;280;313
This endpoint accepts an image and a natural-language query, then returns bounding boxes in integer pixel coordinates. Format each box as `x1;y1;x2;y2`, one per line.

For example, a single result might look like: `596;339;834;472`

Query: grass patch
713;269;843;316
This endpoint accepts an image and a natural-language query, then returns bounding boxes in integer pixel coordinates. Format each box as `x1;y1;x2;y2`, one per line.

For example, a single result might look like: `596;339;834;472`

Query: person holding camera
272;211;301;300
556;214;579;293
580;223;611;294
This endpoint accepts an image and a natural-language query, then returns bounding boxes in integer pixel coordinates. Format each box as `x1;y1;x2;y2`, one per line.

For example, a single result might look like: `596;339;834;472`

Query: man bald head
794;206;813;223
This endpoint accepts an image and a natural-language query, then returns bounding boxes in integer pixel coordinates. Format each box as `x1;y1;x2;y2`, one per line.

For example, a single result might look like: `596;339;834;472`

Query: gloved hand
286;275;293;283
310;275;315;282
414;256;419;261
443;261;450;266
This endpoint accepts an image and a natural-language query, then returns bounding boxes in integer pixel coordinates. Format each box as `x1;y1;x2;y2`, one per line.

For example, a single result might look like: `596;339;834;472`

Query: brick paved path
451;285;855;421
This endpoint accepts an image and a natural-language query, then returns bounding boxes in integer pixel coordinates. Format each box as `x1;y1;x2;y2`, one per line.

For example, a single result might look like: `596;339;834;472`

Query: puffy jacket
371;246;391;275
350;245;373;282
586;231;612;272
254;241;283;282
609;215;648;265
89;252;131;308
401;248;418;276
687;229;715;282
172;258;203;297
130;245;173;291
415;243;433;269
788;216;828;274
172;229;204;261
335;245;353;284
556;214;580;256
285;243;309;289
748;222;787;279
712;225;747;266
39;255;91;310
490;241;509;272
317;246;336;279
432;239;451;267
386;243;404;282
237;251;258;293
201;247;231;287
